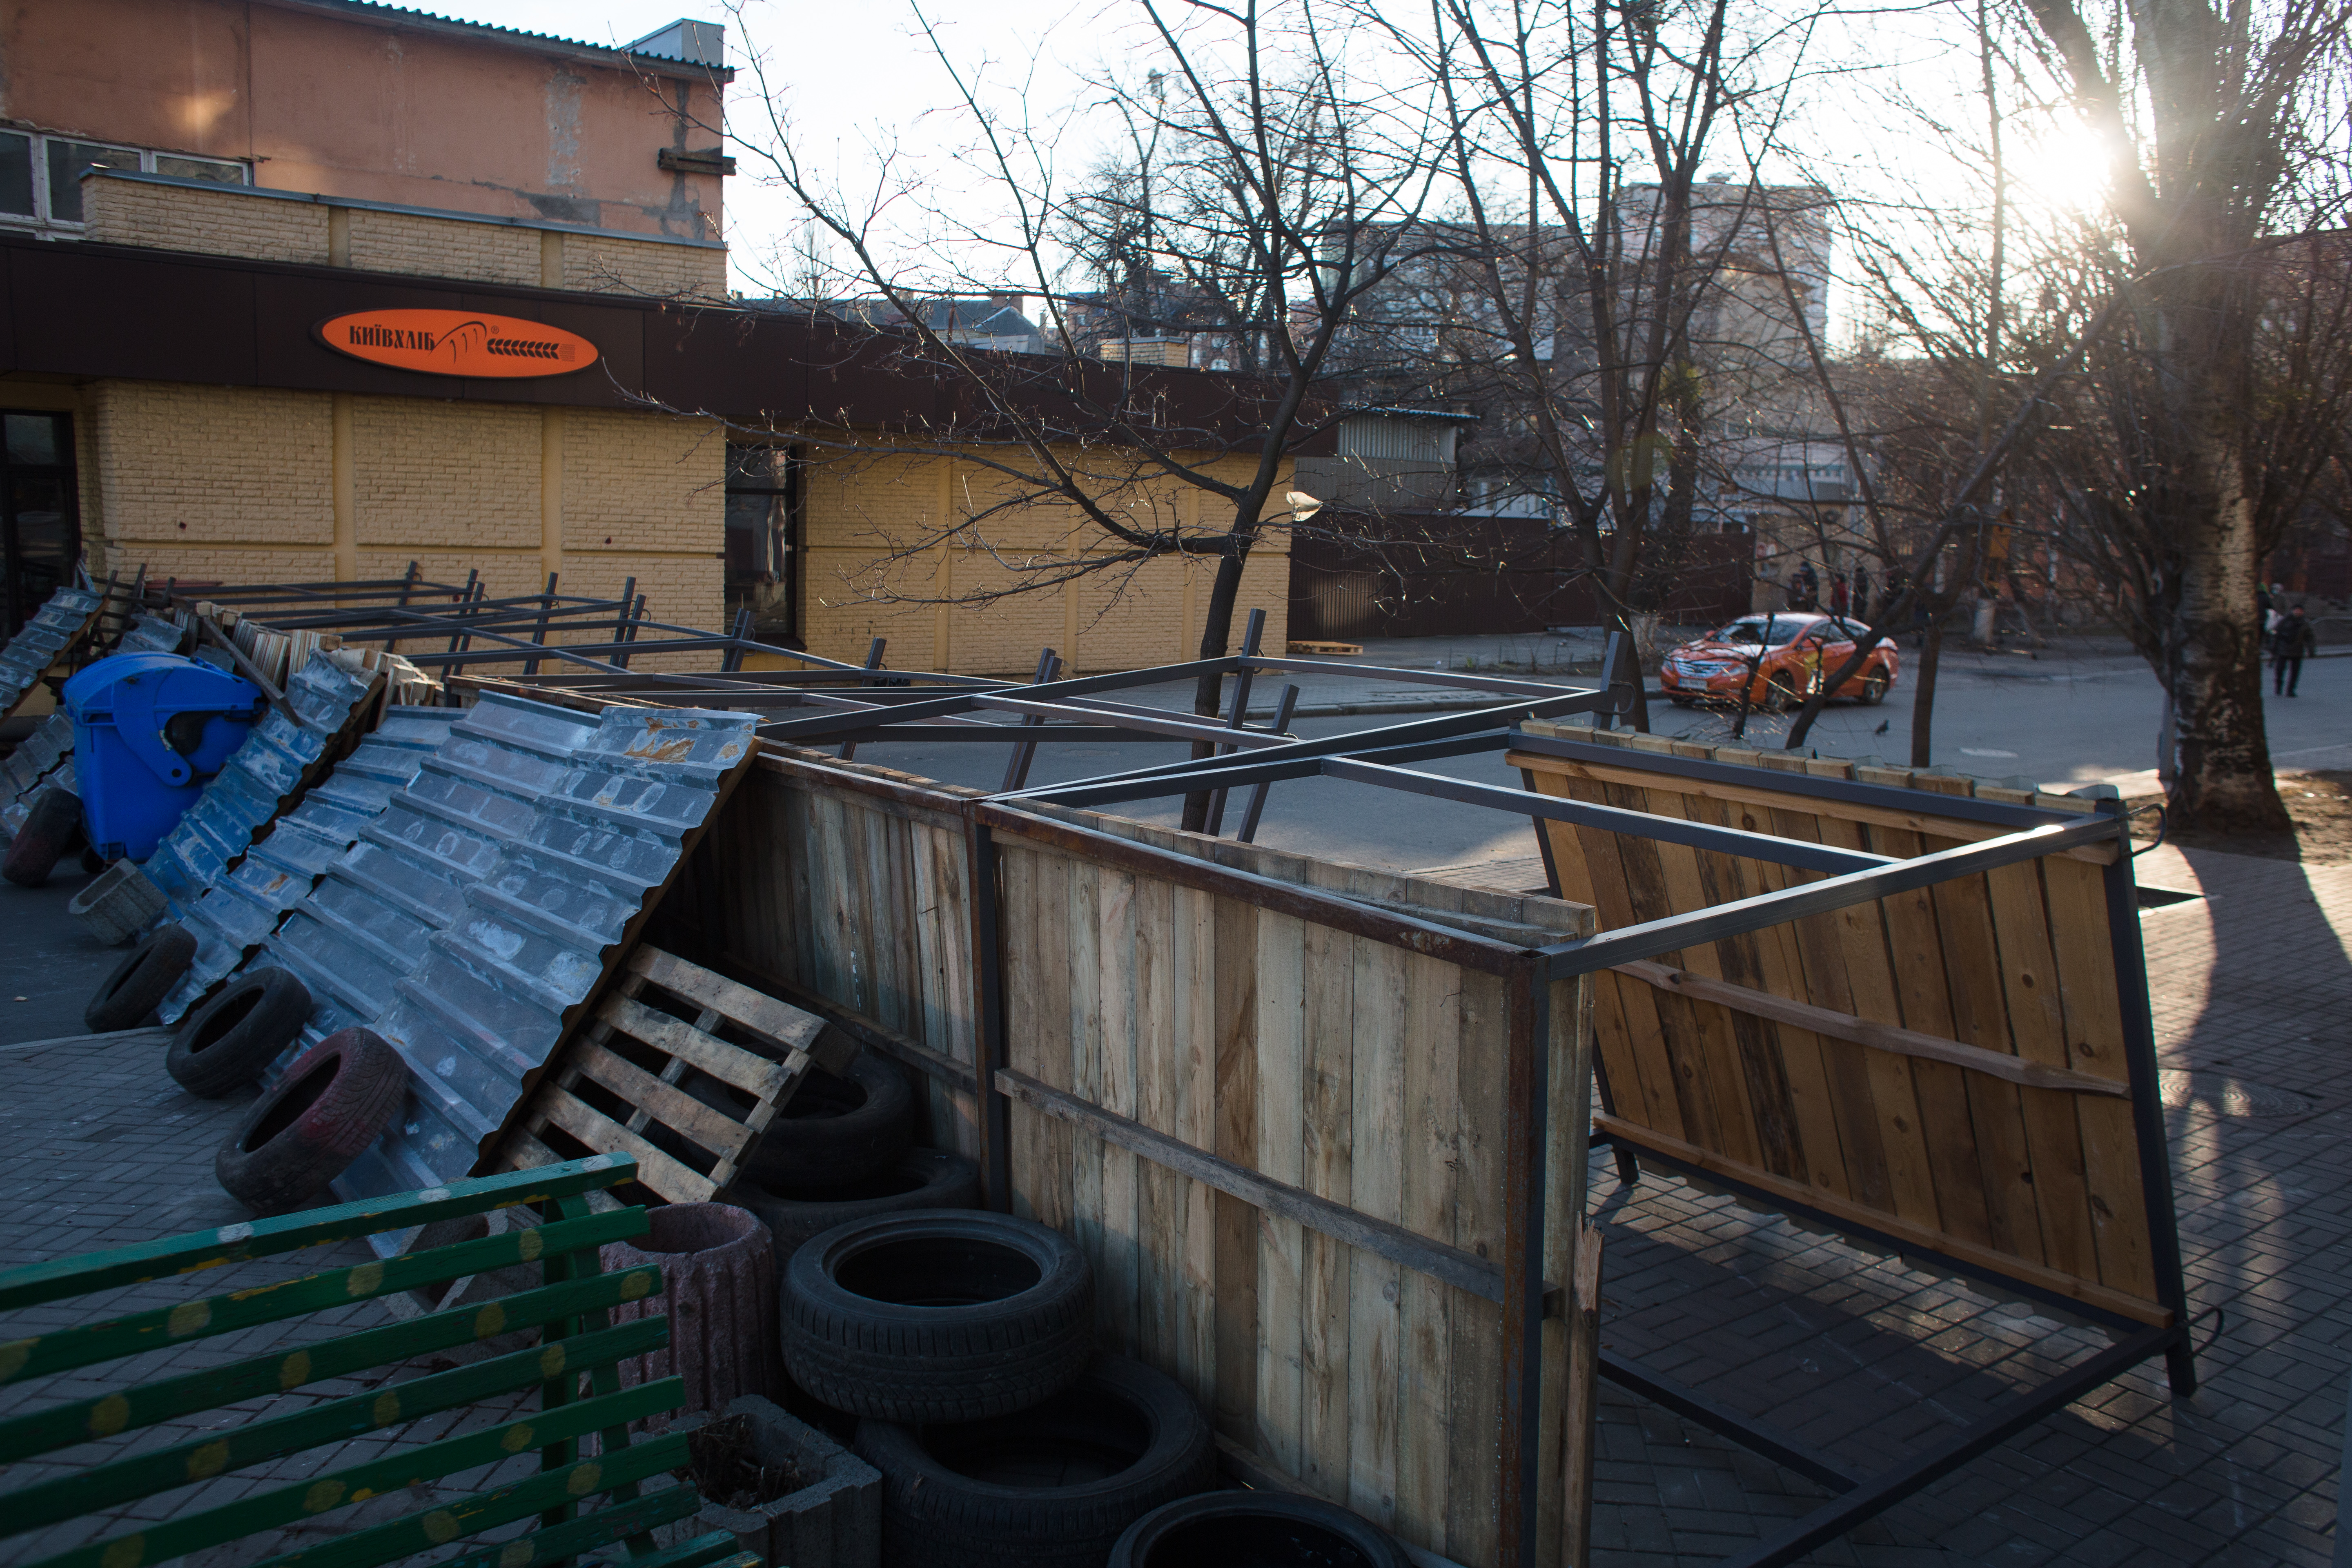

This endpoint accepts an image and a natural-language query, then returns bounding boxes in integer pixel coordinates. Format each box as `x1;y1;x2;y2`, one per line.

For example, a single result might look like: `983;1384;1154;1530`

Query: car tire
728;1147;981;1256
1110;1490;1412;1568
746;1051;915;1191
1860;672;1889;705
4;786;82;888
215;1027;405;1216
855;1354;1214;1568
85;924;199;1033
1764;673;1800;713
782;1208;1094;1422
167;967;314;1098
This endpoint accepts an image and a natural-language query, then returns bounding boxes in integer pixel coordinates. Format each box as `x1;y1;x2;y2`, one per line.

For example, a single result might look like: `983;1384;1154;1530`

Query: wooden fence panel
993;812;1595;1568
1512;724;2172;1330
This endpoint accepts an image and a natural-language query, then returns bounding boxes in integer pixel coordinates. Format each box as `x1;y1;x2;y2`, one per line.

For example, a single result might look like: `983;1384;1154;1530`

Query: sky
417;0;2109;329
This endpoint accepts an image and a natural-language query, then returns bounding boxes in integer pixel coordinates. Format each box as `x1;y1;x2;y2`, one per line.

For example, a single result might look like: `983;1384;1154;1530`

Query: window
0;132;249;232
724;445;802;643
1;412;80;639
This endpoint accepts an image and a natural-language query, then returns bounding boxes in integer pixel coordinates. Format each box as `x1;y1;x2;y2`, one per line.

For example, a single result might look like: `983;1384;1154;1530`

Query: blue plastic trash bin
63;652;264;861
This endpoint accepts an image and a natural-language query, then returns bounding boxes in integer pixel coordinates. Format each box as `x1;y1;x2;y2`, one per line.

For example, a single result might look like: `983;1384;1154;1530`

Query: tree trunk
1180;539;1252;832
2165;423;2288;830
1909;614;1946;768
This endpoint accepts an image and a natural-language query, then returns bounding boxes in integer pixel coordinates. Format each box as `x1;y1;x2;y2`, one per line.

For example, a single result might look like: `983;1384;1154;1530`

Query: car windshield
1713;617;1807;647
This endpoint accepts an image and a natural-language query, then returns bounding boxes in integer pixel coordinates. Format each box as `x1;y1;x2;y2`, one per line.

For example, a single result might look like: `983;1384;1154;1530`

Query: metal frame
178;581;2194;1568
987;704;2193;1568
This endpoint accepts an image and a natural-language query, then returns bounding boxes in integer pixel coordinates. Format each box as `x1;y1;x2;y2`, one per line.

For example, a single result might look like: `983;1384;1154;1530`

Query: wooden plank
1919;834;2048;1265
1396;948;1458;1561
1254;908;1309;1479
1595;1115;2172;1327
1212;893;1263;1448
1133;872;1181;1377
1299;921;1356;1502
1607;962;2129;1095
1348;933;1409;1532
632;947;825;1056
1804;811;1943;1230
1445;967;1506;1568
1606;778;1759;1168
1067;856;1109;1345
1508;752;2120;864
1097;866;1142;1357
1980;859;2105;1282
534;1085;715;1203
2040;857;2159;1300
1176;881;1221;1411
1863;822;1996;1247
569;1041;752;1161
599;996;796;1099
1559;1223;1602;1568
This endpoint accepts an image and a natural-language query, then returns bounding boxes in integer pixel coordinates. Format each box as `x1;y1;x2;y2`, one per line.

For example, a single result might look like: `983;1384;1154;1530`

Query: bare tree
702;1;1446;827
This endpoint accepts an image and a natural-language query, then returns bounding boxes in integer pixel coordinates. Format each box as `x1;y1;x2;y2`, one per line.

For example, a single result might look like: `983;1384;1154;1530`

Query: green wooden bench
0;1155;755;1568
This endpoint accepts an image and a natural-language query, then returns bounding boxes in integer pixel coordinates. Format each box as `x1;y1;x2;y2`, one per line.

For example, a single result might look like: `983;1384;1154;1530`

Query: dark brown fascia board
248;0;737;83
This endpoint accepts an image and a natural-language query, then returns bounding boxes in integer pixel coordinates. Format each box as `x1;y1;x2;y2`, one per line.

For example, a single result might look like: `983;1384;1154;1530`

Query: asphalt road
837;645;2352;877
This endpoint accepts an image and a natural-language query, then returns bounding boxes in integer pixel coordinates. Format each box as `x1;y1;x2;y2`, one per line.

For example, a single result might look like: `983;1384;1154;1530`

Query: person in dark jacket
2272;604;2317;696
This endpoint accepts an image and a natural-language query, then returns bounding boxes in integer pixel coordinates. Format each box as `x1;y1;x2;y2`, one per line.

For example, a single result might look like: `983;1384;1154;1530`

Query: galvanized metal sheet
0;713;76;837
157;705;456;1022
325;704;755;1207
0;587;105;715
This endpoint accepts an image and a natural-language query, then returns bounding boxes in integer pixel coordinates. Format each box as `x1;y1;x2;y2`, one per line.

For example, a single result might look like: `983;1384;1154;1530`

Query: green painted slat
0;1212;655;1387
0;1157;639;1310
3;1316;673;1533
23;1379;687;1568
246;1428;693;1568
435;1488;704;1568
591;1536;759;1568
0;1267;662;1465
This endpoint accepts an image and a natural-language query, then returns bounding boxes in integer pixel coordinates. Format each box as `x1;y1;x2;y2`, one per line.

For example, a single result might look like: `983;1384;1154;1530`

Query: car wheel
214;1027;405;1216
1111;1491;1413;1568
1764;674;1800;713
167;967;314;1098
1860;672;1889;705
856;1354;1215;1568
782;1208;1094;1422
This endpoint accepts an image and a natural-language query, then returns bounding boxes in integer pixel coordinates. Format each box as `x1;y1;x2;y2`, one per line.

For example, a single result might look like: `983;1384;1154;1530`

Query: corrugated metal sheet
117;614;190;656
346;704;755;1204
0;587;105;715
157;705;457;1023
0;714;76;838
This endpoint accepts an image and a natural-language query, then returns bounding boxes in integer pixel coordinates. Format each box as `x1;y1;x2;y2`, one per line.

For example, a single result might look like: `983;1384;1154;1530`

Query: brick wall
82;174;723;297
84;178;332;265
91;383;335;586
800;448;1291;675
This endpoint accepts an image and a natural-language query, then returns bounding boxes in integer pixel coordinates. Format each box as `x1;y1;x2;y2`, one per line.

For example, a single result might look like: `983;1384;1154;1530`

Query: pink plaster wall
0;0;725;238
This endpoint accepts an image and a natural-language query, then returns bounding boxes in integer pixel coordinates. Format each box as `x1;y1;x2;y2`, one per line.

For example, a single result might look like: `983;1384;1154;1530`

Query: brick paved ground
0;842;2343;1567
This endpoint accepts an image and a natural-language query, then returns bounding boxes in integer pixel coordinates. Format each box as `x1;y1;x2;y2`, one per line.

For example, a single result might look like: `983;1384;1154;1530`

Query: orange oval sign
316;309;599;379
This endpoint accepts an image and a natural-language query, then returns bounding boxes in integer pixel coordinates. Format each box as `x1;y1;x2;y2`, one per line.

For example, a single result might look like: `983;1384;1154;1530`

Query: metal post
1496;956;1552;1568
2097;796;2197;1394
720;608;754;673
964;817;1014;1212
1204;608;1267;835
1234;683;1301;843
1000;648;1063;791
611;581;639;670
524;571;557;677
839;638;890;761
397;561;420;606
445;572;480;656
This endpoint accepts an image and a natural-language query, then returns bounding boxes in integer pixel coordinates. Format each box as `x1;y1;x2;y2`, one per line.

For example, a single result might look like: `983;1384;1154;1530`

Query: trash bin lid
64;652;262;720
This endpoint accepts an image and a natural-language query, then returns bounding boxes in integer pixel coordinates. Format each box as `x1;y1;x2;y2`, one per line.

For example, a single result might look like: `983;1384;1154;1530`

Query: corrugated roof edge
249;0;735;80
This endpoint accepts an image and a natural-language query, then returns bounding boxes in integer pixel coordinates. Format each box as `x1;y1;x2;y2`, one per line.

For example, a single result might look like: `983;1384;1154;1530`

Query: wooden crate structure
500;944;838;1202
664;748;1605;1568
1509;723;2187;1337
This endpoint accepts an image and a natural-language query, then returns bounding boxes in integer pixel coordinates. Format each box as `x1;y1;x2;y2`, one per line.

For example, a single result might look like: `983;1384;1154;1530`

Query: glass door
1;412;80;637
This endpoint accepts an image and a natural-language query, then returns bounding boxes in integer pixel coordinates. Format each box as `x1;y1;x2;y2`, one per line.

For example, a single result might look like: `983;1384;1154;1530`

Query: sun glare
2003;118;2120;218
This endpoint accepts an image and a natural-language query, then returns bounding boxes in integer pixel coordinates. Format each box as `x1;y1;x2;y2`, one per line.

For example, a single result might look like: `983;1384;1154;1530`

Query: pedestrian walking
1851;566;1871;623
2272;604;2317;696
1829;570;1849;616
1788;560;1819;611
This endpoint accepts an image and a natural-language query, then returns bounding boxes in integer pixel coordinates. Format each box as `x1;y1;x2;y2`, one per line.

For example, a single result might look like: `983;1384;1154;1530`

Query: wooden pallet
499;944;848;1201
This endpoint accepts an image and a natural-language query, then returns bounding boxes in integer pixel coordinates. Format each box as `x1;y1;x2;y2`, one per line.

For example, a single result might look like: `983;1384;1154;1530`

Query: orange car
1659;613;1899;710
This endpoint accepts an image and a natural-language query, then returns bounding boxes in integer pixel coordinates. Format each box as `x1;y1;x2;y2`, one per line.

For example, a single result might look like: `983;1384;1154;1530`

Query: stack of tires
742;1048;1210;1567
